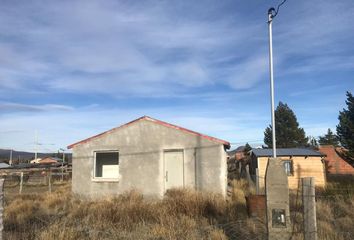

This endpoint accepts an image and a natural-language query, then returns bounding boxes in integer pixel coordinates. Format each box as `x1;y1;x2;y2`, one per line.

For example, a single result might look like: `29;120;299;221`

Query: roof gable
68;116;230;149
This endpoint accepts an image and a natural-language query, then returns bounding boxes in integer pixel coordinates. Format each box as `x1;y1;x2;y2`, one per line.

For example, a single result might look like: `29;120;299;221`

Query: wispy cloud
226;55;268;89
0;0;268;97
289;85;341;97
0;102;74;113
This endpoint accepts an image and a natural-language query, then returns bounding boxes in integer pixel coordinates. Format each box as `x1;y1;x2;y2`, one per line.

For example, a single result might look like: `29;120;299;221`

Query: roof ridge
68;116;230;149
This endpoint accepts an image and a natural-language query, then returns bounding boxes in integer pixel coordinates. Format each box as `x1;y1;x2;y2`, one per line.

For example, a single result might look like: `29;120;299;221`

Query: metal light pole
268;8;277;158
60;148;65;181
9;149;13;166
34;130;39;162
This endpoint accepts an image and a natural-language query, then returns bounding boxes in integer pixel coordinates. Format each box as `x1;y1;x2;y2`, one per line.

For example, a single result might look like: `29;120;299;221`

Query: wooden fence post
48;170;52;193
302;177;317;240
19;172;23;194
0;178;4;240
256;168;260;195
61;165;64;182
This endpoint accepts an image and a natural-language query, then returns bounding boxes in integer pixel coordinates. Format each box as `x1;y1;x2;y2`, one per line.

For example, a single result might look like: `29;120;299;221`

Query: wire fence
226;173;354;240
2;167;71;198
289;179;354;240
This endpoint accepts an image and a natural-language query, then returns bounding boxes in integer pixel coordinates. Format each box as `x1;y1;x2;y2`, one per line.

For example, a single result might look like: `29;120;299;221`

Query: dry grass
3;183;246;240
289;175;354;240
3;178;354;240
315;176;354;240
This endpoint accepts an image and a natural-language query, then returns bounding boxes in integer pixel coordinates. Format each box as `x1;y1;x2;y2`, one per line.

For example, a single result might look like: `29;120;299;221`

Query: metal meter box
272;209;286;227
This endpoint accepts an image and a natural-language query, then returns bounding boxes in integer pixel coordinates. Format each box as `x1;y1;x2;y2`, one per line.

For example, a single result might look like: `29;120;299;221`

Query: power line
269;0;288;19
229;140;264;145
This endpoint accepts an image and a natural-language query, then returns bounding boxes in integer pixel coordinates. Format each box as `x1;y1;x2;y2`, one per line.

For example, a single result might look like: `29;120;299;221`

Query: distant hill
0;149;72;163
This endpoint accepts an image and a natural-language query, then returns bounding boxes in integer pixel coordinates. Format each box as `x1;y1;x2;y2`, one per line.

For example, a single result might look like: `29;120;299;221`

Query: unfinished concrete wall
71;119;227;198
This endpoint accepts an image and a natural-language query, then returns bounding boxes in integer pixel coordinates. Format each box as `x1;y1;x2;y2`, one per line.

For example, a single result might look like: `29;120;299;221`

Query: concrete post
302;177;317;240
265;158;291;239
0;178;4;240
19;172;23;194
61;151;65;182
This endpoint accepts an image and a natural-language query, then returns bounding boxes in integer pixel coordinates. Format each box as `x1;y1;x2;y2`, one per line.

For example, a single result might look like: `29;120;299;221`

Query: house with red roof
319;145;354;175
68;116;230;198
39;157;60;164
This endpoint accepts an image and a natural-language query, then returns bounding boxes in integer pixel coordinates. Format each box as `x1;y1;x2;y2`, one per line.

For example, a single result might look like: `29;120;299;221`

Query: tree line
263;91;354;159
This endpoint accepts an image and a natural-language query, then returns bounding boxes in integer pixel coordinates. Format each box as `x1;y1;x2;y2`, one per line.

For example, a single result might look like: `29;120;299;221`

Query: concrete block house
68;116;230;198
249;148;326;191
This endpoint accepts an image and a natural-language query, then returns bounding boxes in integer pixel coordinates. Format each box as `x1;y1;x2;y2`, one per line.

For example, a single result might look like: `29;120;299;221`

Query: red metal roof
67;116;230;149
39;157;59;164
319;145;354;175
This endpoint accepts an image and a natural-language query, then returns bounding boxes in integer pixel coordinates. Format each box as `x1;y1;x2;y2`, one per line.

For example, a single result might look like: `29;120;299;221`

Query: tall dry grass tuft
229;179;254;202
316;195;354;240
228;179;254;219
164;188;228;220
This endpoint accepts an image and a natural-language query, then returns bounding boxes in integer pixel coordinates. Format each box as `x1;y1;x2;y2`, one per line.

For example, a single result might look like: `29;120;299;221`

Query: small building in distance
227;146;251;180
228;146;246;161
30;157;62;165
39;157;62;165
68;116;230;198
30;158;42;164
0;163;10;169
319;145;354;175
249;148;326;191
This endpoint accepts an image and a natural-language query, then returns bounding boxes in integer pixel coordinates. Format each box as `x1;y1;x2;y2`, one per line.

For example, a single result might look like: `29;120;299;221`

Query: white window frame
92;150;119;182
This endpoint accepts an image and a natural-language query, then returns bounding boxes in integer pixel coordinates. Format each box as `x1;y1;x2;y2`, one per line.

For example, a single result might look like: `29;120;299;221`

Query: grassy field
3;177;354;240
4;180;67;199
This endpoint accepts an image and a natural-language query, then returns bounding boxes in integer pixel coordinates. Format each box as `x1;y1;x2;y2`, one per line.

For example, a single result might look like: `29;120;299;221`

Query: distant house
249;148;326;191
227;146;250;179
39;157;61;164
319;145;354;175
68;116;230;198
228;146;246;161
30;158;42;164
0;162;10;169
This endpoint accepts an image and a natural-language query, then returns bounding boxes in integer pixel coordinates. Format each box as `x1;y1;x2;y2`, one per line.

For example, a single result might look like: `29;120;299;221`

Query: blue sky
0;0;353;152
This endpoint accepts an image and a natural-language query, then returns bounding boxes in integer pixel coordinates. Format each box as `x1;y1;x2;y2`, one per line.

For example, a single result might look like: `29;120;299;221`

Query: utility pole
9;149;13;166
60;148;65;181
268;8;277;158
265;3;292;239
34;130;38;162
